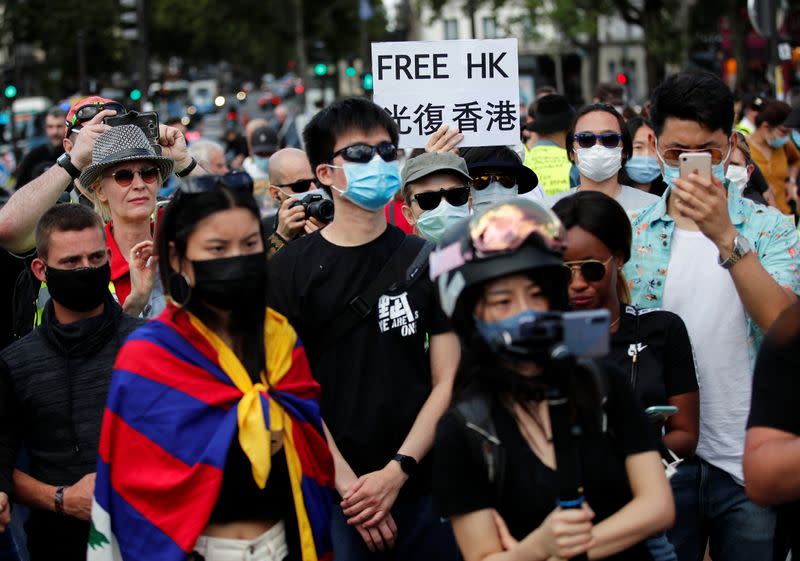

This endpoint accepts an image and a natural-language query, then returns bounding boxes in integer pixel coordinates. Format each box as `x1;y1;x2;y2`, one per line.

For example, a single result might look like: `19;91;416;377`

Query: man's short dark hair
650;71;734;137
303;97;399;176
593;83;624;104
47;106;67;119
35;204;105;260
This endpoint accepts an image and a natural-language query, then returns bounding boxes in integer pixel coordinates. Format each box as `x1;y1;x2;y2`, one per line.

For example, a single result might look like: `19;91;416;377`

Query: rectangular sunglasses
413;186;470;211
331;141;398;163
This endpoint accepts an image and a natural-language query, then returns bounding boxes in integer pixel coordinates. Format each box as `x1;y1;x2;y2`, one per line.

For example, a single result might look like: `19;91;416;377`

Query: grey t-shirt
542;185;660;213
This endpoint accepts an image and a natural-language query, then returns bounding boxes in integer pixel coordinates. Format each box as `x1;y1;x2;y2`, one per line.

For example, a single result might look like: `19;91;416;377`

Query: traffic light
313;63;328;76
3;85;17;99
120;0;139;40
345;66;357;78
129;88;142;101
362;73;373;91
615;73;628;86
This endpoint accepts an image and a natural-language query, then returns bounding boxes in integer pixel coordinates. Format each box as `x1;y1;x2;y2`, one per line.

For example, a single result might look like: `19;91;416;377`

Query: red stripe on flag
104;410;223;552
291;421;335;487
116;339;241;407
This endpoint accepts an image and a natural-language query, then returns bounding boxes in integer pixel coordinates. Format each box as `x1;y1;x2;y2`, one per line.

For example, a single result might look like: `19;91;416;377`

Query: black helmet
429;199;570;334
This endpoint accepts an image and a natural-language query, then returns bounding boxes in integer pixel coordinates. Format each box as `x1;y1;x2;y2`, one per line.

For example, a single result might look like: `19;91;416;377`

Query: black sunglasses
108;167;160;187
574;132;623;149
413;186;470;211
272;178;316;193
331;141;398;164
472;174;516;190
69;103;127;129
563;257;613;282
180;172;254;195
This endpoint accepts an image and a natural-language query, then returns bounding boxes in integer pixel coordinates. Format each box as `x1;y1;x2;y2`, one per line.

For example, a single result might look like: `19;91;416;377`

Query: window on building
444;19;459;40
483;17;498;39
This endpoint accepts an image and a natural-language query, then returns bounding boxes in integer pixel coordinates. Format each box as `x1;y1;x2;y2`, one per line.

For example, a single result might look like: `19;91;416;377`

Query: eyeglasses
69;103;126;129
331;141;398;163
656;140;731;166
272;178;316;193
563;256;613;282
471;174;516;190
413;186;469;211
108;167;160;187
574;132;623;149
179;172;254;195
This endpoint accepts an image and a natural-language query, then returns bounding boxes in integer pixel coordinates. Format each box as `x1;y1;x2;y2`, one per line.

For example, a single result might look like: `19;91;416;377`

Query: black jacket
0;296;143;497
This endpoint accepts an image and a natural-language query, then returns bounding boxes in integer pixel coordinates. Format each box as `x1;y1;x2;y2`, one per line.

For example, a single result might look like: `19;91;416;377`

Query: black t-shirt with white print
268;225;449;493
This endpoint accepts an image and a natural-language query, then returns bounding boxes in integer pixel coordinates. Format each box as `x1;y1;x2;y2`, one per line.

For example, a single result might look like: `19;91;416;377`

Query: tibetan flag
89;304;334;561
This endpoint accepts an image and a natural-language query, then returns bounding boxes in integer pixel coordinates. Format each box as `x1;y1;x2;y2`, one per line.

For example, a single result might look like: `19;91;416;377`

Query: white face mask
576;145;623;182
471;182;519;213
725;164;748;192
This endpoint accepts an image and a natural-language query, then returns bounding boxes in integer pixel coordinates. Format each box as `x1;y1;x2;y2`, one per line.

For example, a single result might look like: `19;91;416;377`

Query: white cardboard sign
372;39;520;149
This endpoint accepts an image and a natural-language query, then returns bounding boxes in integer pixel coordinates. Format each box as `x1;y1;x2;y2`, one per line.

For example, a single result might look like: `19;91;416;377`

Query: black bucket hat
461;146;538;194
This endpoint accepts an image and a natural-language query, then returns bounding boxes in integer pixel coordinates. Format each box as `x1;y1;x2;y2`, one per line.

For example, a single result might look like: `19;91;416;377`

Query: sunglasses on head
272;178;316;193
108;167;160;187
331;141;398;164
412;186;469;211
180;172;254;195
70;103;126;128
471;174;516;190
574;132;623;149
563;256;613;282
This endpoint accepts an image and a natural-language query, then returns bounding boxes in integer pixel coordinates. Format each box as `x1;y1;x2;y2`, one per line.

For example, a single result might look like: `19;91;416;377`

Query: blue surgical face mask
415;200;470;242
471;182;519;214
254;155;270;173
625;155;662;184
328;156;400;212
768;135;789;149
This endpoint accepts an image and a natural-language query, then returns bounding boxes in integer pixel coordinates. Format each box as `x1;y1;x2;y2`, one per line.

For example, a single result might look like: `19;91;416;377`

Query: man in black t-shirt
14;107;67;189
745;301;800;558
268;97;461;560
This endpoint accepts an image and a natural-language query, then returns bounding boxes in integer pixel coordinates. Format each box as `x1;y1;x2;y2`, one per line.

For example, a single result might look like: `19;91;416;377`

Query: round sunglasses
471;173;517;190
272;178;316;193
574;132;623;149
108;167;160;187
331;141;398;164
412;186;469;211
563;256;613;282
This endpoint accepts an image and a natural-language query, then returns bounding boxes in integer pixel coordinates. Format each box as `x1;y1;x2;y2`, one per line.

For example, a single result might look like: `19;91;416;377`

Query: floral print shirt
624;184;800;368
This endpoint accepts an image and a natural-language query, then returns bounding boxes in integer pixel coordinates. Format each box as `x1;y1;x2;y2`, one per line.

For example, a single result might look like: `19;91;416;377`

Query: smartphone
679;152;711;182
104;110;161;155
645;405;679;422
562;309;610;359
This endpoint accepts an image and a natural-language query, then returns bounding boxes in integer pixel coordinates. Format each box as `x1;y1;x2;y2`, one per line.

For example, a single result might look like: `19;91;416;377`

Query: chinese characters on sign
372;39;521;148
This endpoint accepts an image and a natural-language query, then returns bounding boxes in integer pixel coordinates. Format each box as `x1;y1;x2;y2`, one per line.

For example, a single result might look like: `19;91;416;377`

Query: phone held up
104;110;162;155
679;152;711;182
645;405;679;423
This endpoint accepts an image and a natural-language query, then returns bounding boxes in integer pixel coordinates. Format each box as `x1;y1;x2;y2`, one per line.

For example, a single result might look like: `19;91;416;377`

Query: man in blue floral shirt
625;71;800;561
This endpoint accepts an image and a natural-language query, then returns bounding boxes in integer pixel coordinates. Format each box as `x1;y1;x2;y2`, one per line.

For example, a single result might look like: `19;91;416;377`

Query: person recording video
264;148;330;256
429;200;674;561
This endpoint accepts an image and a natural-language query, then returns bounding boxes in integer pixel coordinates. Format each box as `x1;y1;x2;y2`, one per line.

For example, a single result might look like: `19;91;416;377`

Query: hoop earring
168;272;192;307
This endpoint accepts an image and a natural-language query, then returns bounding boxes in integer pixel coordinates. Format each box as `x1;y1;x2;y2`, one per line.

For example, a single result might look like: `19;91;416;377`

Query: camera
290;194;334;223
104;110;161;155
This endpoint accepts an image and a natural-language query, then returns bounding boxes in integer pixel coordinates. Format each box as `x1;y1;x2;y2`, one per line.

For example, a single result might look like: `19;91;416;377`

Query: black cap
460;146;538;194
251;126;278;155
530;95;575;135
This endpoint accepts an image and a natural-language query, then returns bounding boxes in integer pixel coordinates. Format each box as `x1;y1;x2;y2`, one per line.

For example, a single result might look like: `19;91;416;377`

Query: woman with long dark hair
430;199;674;561
89;175;334;561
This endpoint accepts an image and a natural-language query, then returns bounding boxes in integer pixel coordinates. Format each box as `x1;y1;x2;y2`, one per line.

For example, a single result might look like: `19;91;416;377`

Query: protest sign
372;39;520;148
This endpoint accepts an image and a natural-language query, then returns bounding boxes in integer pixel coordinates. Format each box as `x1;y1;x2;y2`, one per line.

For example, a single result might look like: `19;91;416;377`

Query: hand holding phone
679;152;711;182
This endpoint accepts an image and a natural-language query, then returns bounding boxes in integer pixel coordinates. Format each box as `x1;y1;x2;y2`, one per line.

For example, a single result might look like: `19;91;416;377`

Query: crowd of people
0;68;798;561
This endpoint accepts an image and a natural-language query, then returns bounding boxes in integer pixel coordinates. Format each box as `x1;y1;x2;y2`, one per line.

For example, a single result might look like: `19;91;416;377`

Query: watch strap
54;486;66;515
176;158;197;178
57;153;81;180
719;234;750;269
393;453;418;475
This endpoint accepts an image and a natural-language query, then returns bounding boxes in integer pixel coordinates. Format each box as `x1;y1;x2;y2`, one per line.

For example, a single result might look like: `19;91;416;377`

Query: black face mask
191;253;267;311
45;262;111;312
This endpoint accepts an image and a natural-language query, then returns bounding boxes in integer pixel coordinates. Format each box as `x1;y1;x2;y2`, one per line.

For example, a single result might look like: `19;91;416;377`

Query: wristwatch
393;454;418;476
718;234;751;269
56;152;81;180
54;486;66;515
175;157;197;178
